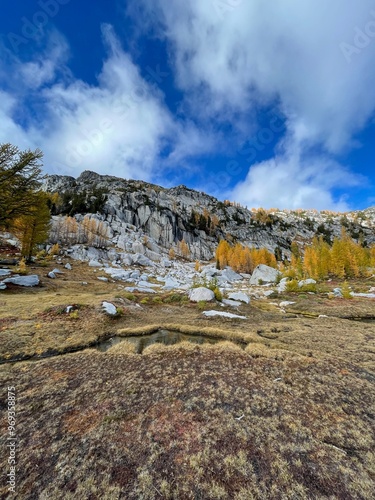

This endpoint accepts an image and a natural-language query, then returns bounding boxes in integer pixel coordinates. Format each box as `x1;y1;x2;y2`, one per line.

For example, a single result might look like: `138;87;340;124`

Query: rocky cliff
43;170;375;261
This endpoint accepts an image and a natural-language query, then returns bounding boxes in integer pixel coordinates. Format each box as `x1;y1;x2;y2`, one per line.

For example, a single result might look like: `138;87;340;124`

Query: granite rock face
43;170;375;263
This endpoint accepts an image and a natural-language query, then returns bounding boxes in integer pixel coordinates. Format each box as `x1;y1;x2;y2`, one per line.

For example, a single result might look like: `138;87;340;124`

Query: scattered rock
189;287;215;302
64;263;72;270
133;253;154;267
221;268;243;283
277;278;289;293
298;278;316;287
52;268;64;274
222;299;242;307
48;272;56;279
202;310;247;319
333;288;343;298
97;277;109;282
3;275;40;287
228;292;250;304
162;277;180;290
250;265;280;285
102;302;117;315
89;260;102;267
279;301;296;308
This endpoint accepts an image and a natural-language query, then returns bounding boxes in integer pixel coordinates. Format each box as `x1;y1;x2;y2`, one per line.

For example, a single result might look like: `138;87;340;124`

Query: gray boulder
0;269;11;277
221;268;243;283
228;292;250;304
0;282;6;290
133;253;154;267
3;275;39;287
48;272;56;279
102;301;117;315
250;265;280;285
189;287;215;302
89;260;102;267
64;263;72;270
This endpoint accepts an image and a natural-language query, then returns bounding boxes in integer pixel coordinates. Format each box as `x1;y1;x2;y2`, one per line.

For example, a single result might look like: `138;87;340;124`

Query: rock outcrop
43;170;375;262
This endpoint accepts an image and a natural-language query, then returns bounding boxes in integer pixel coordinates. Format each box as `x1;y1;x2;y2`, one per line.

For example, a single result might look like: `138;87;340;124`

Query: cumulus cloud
231;135;363;211
133;0;375;207
0;25;212;181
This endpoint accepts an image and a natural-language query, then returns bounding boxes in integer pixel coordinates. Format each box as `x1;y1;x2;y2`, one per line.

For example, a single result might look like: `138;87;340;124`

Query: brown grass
1;260;375;498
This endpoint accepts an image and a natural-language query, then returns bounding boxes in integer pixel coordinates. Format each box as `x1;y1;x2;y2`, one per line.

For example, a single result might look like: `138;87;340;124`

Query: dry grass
0;347;374;499
1;260;375;498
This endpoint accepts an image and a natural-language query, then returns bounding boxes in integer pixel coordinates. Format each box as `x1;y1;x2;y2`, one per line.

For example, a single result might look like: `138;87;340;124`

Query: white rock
333;288;343;298
228;292;250;304
52;268;64;274
163;277;180;290
189;287;215;302
279;301;296;308
97;277;109;282
48;272;56;279
64;263;72;270
102;301;117;315
0;282;6;290
0;269;11;277
202;310;247;320
3;275;39;287
105;268;132;280
221;268;243;282
352;293;375;298
298;278;316;287
130;270;141;279
132;241;146;254
133;253;154;267
161;258;172;268
250;265;280;285
263;290;276;297
222;299;242;307
89;260;102;267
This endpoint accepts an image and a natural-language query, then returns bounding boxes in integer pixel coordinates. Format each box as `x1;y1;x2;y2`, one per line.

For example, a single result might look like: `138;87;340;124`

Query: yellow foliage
286;229;374;280
215;240;277;273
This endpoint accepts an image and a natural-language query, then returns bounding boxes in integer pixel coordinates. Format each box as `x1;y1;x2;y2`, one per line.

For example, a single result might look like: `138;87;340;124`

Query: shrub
285;279;299;292
50;243;60;255
342;281;353;299
197;301;207;310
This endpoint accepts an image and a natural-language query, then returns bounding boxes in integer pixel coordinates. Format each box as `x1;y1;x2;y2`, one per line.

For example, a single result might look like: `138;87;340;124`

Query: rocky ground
1;246;375;498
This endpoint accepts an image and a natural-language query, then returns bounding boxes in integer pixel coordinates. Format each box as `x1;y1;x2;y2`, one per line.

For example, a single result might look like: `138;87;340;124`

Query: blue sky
1;0;375;210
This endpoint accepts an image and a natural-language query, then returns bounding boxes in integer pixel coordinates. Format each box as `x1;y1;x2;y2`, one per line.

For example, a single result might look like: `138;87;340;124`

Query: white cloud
0;26;210;181
134;0;375;207
230;135;363;210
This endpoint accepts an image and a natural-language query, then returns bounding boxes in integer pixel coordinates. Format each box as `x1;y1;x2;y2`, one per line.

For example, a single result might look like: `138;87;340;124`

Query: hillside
43;170;375;262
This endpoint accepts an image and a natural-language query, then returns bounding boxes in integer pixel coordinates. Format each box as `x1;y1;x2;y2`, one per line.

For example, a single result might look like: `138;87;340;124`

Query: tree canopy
0;143;44;229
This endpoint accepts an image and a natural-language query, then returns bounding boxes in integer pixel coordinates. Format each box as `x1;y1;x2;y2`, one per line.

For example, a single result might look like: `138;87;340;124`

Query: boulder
3;275;39;287
250;265;280;285
102;302;117;315
0;282;6;290
277;278;289;293
48;272;56;279
228;292;250;304
189;287;215;302
222;299;242;307
52;268;64;275
64;263;72;270
333;288;343;298
162;277;180;290
0;269;11;277
133;253;154;267
161;258;172;268
221;268;243;283
105;268;132;280
89;260;102;267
